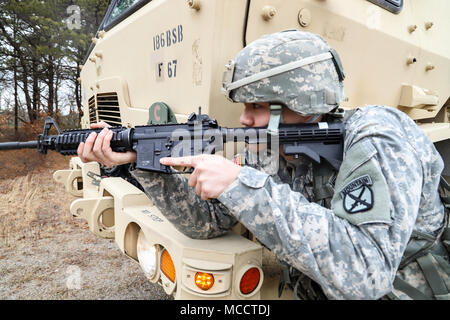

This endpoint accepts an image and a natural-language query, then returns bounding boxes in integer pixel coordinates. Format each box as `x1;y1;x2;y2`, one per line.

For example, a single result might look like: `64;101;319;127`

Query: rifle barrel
0;141;38;150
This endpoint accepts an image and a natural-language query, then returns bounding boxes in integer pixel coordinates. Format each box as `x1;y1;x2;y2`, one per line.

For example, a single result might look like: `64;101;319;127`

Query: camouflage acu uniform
130;105;448;299
131;30;449;299
130;166;237;240
220;105;448;299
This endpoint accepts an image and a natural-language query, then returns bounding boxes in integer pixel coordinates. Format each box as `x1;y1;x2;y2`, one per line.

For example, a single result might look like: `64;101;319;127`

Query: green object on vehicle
148;102;178;125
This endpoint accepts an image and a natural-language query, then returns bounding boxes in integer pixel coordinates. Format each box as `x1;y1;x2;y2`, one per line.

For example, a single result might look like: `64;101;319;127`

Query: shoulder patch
341;175;374;214
332;140;392;226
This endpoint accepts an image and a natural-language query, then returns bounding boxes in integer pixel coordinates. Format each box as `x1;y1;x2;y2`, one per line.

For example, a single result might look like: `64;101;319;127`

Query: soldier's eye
252;103;261;109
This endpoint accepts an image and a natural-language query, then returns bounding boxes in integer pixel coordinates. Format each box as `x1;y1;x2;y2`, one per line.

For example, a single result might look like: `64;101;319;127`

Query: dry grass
1;151;62;242
0;150;68;180
0;166;73;247
0;149;171;300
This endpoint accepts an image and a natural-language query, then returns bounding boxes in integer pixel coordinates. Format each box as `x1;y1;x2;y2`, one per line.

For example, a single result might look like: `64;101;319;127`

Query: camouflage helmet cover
222;30;345;116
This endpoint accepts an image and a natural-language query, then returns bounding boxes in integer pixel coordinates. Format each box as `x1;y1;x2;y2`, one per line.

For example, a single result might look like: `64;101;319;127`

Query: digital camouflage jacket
130;105;448;299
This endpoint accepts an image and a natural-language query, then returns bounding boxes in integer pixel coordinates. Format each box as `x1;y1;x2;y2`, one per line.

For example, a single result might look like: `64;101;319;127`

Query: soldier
78;30;449;300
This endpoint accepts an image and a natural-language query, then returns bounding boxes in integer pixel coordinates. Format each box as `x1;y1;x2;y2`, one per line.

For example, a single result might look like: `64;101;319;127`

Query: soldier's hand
77;121;137;167
160;155;242;200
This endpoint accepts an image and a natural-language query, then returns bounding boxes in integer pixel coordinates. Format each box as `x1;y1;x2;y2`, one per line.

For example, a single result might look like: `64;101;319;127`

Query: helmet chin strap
267;104;322;135
267;104;282;135
304;114;322;123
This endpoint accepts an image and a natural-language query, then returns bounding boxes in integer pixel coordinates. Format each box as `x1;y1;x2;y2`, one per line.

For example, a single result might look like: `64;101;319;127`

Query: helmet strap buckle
221;60;236;101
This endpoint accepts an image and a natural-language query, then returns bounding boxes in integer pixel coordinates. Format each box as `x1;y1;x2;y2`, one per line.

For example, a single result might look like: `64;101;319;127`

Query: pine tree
0;0;109;125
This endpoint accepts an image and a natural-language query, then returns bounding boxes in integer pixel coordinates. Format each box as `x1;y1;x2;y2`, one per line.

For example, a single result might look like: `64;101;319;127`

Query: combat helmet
222;30;346;119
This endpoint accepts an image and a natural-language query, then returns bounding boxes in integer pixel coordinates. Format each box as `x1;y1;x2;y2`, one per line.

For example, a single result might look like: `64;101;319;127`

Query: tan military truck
53;0;450;299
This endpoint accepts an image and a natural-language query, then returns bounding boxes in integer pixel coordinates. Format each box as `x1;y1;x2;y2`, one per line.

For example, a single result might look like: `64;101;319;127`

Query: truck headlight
137;230;159;281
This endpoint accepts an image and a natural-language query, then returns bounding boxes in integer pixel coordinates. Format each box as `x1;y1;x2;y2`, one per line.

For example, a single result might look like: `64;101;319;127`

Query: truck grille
88;96;97;123
96;92;122;126
87;92;122;126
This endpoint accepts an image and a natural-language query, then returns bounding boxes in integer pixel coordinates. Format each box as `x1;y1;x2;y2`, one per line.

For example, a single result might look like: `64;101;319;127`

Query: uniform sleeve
218;111;426;299
130;169;238;239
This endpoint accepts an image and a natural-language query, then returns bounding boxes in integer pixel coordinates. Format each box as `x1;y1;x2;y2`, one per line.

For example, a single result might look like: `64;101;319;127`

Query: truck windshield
106;0;141;25
366;0;403;14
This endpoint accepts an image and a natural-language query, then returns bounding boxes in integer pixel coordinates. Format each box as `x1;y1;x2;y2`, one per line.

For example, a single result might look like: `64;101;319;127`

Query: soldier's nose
240;111;254;127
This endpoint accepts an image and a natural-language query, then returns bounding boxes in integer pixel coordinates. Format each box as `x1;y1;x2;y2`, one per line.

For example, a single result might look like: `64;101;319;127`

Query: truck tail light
160;249;176;283
239;267;261;295
195;272;215;291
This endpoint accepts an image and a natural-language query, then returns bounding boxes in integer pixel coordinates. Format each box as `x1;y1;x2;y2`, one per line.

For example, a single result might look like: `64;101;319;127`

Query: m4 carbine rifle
0;110;345;172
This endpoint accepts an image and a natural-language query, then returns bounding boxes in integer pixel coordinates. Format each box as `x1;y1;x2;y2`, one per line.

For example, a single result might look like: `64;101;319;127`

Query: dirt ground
0;150;172;300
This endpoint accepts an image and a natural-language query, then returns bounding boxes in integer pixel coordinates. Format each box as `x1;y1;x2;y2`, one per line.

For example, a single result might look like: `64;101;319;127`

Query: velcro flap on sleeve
238;166;270;189
331;140;392;226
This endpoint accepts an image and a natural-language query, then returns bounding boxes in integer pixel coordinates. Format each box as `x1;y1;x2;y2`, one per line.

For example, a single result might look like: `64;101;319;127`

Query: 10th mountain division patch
341;174;374;214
